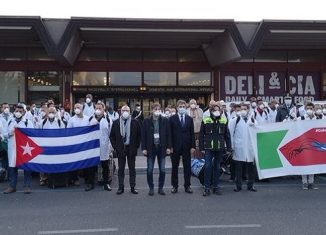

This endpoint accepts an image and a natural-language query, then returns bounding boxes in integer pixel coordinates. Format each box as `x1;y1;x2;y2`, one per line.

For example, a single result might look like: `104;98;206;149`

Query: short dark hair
151;103;161;110
306;102;314;108
176;99;186;107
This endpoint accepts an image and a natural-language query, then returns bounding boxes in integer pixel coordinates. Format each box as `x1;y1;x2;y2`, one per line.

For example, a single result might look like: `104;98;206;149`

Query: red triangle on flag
15;128;44;167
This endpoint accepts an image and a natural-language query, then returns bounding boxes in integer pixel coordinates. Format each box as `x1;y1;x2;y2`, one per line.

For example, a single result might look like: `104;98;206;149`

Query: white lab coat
41;118;66;129
268;108;278;123
83;103;95;117
228;116;256;162
108;111;119;121
0;113;12;137
5;117;34;167
252;108;270;125
67;115;90;128
89;115;113;161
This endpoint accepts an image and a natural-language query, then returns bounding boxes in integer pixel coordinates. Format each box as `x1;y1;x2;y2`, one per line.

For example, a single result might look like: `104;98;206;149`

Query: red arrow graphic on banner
279;128;326;166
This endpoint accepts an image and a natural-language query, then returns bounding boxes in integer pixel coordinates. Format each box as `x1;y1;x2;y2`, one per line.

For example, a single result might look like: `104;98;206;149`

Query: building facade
1;17;326;115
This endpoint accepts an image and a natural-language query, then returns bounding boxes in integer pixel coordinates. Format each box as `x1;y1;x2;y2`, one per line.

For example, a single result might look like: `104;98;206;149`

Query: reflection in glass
73;72;107;86
144;72;176;86
109;72;142;86
178;50;206;62
143;50;177;62
178;72;211;86
0;71;25;104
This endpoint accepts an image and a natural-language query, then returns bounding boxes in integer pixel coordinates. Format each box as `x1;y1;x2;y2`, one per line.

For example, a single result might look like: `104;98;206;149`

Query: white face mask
165;111;170;116
306;109;313;116
136;107;141;112
316;109;322;115
86;98;91;103
259;104;264;110
236;111;241;117
74;108;81;115
171;112;176;116
284;99;292;106
251;102;257;108
178;107;186;115
323;109;326;115
14;111;22;119
41;111;46;118
48;113;55;119
122;111;130;119
3;108;9;114
190;104;196;109
95;109;102;116
240;110;247;117
153;110;161;117
275;104;279;109
212;111;220;117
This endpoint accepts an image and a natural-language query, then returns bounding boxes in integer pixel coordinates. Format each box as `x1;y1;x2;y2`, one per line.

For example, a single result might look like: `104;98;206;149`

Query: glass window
27;48;54;61
288;50;323;63
255;50;287;62
178;72;211;86
78;48;107;61
143;50;177;62
109;72;142;86
144;72;176;86
0;71;25;104
0;48;26;61
108;50;142;62
178;50;206;62
73;72;107;86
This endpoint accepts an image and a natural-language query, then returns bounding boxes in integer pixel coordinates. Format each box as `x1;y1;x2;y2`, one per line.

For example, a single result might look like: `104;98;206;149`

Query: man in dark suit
170;100;196;194
110;105;141;195
141;103;172;196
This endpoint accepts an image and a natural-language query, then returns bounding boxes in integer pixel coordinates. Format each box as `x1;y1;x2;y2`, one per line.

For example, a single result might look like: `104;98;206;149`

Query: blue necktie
181;115;185;127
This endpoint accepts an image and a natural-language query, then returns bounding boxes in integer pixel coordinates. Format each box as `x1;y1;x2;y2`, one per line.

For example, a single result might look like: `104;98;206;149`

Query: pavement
1;167;326;235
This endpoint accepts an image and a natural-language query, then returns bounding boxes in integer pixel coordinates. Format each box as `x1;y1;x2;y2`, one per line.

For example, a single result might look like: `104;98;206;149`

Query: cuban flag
14;125;100;173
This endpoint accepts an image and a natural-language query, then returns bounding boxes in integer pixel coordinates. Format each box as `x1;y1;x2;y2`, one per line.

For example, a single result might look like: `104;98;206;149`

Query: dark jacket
110;118;141;157
275;104;299;122
199;114;231;152
169;114;195;153
141;115;172;156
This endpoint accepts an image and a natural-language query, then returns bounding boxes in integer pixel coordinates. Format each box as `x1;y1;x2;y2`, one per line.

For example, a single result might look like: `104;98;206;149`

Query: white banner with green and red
250;120;326;179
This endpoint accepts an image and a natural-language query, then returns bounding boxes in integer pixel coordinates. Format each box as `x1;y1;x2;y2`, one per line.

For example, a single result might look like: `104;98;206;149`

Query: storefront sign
220;71;320;103
72;86;214;94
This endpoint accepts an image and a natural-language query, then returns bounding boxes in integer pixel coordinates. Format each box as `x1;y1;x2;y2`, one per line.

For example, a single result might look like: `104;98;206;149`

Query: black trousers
230;159;247;180
171;149;191;189
234;160;255;189
101;160;109;185
84;166;97;186
118;146;136;189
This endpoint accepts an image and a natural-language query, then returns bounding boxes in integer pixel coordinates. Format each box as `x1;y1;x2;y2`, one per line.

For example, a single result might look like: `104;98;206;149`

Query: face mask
86;98;91;103
165;111;170;116
259;104;264;110
240;110;247;117
153;110;161;117
316;109;322;115
14;112;22;119
306;110;313;116
32;107;36;111
178;108;186;115
212;111;220;117
4;108;9;114
48;113;55;119
136;107;141;112
60;110;65;114
95;109;102;116
41;111;46;118
171;112;176;116
190;104;196;109
74;108;81;115
122;111;130;119
275;104;279;109
236;111;241;117
251;102;257;108
323;109;326;115
285;100;292;106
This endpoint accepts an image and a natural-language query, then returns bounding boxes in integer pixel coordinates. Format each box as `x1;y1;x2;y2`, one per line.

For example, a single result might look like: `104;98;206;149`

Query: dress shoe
171;187;178;194
24;187;32;194
247;187;257;192
116;188;124;195
213;188;222;195
131;188;138;194
234;187;242;192
72;180;80;186
203;189;210;196
85;184;95;192
185;187;193;194
148;188;154;196
103;184;112;191
3;187;16;194
158;188;166;195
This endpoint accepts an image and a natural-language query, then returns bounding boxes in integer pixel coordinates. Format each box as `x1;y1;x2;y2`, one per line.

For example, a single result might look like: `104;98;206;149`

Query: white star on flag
21;142;35;156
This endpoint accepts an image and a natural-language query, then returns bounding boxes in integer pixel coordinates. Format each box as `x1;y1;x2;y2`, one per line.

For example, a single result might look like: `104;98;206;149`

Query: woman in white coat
3;104;34;194
90;102;113;191
228;103;257;192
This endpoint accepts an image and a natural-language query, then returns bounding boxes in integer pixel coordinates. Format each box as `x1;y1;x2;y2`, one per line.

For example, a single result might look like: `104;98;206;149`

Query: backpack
89;115;111;127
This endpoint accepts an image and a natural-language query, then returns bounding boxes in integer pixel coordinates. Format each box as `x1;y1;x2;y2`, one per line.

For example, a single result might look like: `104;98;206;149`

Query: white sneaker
302;183;308;190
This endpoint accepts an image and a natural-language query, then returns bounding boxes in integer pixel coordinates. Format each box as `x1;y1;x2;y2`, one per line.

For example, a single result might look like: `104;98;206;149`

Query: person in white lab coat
83;94;95;117
107;105;119;121
89;102;113;191
228;103;257;192
0;103;12;172
3;104;34;194
268;100;279;123
252;99;270;125
67;103;90;188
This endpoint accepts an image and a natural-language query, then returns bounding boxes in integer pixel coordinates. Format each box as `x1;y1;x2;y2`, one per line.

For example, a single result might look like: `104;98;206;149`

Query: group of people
0;93;324;195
